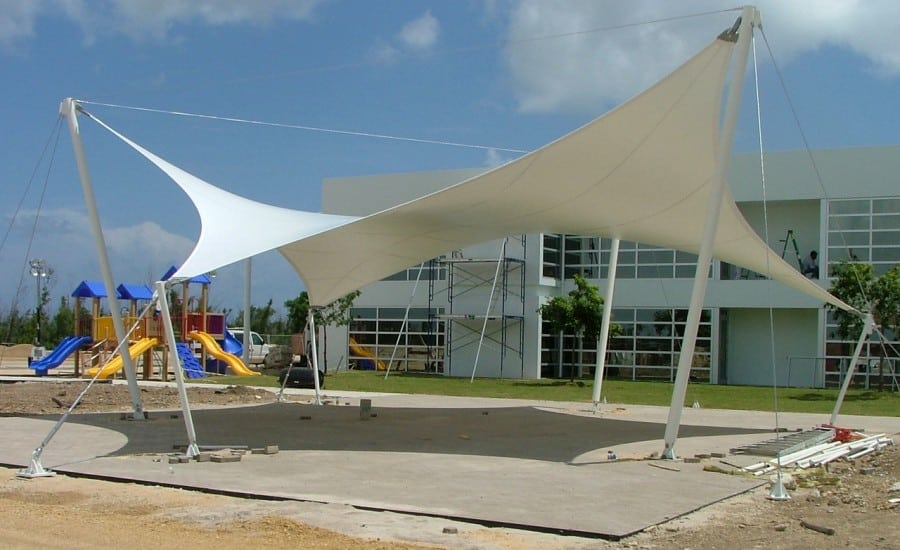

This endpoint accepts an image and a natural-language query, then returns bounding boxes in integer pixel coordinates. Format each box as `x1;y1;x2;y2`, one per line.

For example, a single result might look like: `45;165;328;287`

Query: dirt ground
0;380;897;549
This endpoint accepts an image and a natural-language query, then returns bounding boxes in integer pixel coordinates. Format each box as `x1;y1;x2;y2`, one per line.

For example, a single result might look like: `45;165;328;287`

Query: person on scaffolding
801;250;819;279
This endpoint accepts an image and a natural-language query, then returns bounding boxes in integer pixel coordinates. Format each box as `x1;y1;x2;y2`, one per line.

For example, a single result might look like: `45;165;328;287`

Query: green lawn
196;371;900;417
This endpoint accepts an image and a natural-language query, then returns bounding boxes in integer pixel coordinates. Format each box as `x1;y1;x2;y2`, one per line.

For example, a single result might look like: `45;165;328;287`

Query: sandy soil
0;380;897;549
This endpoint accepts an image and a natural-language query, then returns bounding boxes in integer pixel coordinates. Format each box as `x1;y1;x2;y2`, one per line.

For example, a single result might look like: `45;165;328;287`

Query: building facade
320;146;899;388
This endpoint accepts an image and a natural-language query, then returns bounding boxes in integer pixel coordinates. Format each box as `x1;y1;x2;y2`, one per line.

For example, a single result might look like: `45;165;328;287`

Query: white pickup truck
227;328;270;365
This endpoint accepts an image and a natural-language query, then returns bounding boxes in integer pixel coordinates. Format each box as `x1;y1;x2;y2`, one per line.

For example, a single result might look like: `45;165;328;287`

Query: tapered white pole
156;281;199;456
830;313;874;425
662;7;758;459
61;98;145;420
242;258;252;364
470;238;508;382
592;238;619;411
308;310;322;405
385;262;425;379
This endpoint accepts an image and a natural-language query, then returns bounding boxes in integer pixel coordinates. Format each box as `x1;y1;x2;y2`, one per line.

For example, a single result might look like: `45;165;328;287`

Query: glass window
873;231;900;245
827;231;870;246
638;250;674;263
829;200;870;215
349;306;444;373
540;307;710;381
872;214;900;230
829;215;870;231
638;265;673;278
825;197;900;388
872;247;900;262
675;251;699;263
872;198;900;214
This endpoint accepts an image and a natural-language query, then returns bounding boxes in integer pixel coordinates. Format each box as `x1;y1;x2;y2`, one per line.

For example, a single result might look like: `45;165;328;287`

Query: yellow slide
349;337;386;370
188;331;259;376
86;337;159;379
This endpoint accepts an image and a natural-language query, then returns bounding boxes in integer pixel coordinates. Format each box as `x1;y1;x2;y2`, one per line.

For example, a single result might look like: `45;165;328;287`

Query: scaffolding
429;237;526;378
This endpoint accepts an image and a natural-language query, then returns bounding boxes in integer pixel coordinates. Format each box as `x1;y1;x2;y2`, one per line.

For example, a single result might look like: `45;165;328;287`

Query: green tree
1;304;32;344
319;290;360;371
538;274;618;381
871;266;900;335
45;296;75;347
284;292;311;334
234;299;278;334
828;262;900;391
827;262;899;340
284;290;360;371
828;262;875;341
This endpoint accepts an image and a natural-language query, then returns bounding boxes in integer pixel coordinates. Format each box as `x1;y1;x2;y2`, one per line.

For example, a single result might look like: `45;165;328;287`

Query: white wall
736;199;821;263
323;168;484;216
724;308;820;387
729;145;900;201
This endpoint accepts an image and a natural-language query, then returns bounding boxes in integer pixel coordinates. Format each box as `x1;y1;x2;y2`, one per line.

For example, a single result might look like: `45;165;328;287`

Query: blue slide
30;336;91;376
223;330;243;356
175;342;207;379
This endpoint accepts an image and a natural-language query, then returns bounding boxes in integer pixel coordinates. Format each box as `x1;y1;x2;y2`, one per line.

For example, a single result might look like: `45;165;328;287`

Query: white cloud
484;147;514;167
0;0;329;45
502;0;900;114
399;10;440;52
0;0;40;49
367;40;399;65
101;0;327;39
104;220;195;265
1;207;300;317
369;10;441;65
1;208;194;311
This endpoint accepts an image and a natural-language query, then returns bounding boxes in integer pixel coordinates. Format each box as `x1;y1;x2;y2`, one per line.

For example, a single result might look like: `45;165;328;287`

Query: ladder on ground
780;229;802;269
730;427;835;457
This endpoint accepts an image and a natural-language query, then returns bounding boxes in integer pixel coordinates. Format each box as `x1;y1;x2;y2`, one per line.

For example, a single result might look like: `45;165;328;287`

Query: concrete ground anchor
17;456;56;479
768;472;791;501
661;444;677;461
360;398;372;420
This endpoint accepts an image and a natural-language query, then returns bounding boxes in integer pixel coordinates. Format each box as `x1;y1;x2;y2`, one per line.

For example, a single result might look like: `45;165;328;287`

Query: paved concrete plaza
1;379;897;539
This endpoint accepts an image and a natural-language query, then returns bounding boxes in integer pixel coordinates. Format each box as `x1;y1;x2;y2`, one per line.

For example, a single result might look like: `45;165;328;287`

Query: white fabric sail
275;38;854;311
85;32;854;314
84;113;359;278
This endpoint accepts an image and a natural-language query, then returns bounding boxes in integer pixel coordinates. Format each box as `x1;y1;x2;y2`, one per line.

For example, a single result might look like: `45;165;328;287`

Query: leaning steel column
308;309;322;405
662;7;757;459
156;280;200;457
242;257;252;364
830;313;874;425
60;98;145;419
592;237;620;411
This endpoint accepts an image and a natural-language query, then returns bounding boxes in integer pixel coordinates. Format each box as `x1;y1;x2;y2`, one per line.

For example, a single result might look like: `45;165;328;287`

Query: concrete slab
2;380;895;538
0;400;770;538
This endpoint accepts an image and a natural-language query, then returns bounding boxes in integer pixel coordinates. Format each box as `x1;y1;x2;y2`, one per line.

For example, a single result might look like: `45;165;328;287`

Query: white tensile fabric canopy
85;114;360;277
88;34;854;313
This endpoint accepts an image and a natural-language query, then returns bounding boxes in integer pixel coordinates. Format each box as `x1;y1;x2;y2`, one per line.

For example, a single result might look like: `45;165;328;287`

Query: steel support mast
662;7;759;459
60;98;146;419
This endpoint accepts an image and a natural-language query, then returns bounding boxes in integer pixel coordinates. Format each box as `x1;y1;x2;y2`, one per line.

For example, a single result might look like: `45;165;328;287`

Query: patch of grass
795;468;841;488
193;371;900;417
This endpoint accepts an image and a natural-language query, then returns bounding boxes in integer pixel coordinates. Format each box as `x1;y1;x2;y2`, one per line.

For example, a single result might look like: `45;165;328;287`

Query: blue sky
3;1;900;321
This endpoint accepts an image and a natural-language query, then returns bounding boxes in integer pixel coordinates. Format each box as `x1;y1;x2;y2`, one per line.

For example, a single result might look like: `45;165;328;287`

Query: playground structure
187;331;259;376
28;269;257;380
348;336;386;371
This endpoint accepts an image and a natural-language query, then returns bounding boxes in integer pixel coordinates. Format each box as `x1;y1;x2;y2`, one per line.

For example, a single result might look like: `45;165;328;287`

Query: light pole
29;259;48;346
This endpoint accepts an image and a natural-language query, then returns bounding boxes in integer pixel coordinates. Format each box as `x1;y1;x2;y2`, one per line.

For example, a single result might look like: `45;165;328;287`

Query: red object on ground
821;424;862;443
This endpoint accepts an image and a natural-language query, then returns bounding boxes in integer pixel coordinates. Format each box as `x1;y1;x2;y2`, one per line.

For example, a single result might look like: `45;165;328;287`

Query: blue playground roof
71;280;107;298
116;283;153;301
161;265;212;285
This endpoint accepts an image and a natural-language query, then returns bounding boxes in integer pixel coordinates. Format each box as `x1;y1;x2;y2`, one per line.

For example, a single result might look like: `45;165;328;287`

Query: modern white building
320;145;899;389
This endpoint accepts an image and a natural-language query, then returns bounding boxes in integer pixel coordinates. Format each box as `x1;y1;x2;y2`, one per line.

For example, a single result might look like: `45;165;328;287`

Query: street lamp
29;259;47;346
